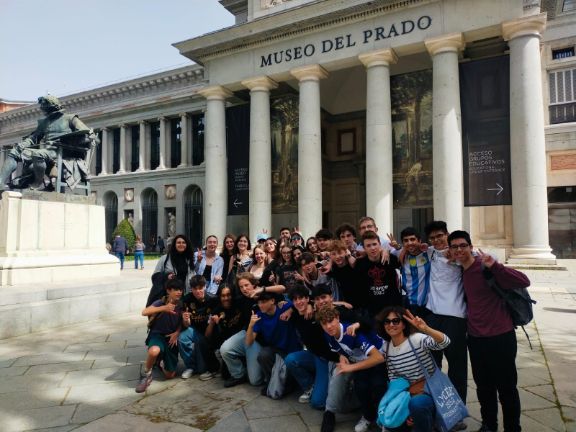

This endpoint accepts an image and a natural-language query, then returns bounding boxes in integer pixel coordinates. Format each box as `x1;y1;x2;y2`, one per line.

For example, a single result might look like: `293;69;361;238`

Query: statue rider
0;95;94;191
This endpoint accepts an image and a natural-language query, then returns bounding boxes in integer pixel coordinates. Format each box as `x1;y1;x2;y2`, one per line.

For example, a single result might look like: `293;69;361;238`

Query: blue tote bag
408;338;469;432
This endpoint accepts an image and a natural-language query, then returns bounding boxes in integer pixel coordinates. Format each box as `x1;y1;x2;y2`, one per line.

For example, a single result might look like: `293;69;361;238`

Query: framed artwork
338;129;356;155
124;188;134;202
165;184;176;200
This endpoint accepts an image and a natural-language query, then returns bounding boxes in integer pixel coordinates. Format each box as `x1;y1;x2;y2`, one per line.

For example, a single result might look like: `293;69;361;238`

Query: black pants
468;330;521;432
257;346;287;384
354;363;388;422
426;313;468;402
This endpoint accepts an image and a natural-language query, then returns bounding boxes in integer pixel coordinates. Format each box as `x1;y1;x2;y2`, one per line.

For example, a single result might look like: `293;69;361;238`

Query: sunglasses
383;318;402;326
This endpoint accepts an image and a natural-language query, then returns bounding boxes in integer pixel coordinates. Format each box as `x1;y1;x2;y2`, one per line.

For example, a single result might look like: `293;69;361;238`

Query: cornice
174;0;433;64
0;65;205;134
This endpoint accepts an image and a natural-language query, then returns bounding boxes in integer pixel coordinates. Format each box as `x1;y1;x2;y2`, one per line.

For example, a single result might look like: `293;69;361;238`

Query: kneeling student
136;279;184;393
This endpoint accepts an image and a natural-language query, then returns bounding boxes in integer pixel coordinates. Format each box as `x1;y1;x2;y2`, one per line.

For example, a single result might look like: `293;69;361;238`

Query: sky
0;0;235;101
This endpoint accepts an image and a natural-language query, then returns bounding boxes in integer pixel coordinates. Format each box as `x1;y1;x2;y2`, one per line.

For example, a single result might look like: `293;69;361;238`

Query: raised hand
387;233;400;250
249;310;261;327
478;249;496;268
163;303;177;314
197;247;203;262
403;309;428;333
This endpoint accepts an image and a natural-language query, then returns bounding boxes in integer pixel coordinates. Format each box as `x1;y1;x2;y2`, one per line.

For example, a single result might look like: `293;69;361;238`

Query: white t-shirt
426;247;466;318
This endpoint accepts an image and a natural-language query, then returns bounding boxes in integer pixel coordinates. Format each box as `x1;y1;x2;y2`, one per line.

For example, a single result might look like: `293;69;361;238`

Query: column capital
198;85;233;100
139;120;147;125
290;64;328;82
241;76;278;92
502;13;546;41
425;32;464;56
179;112;189;118
359;48;398;68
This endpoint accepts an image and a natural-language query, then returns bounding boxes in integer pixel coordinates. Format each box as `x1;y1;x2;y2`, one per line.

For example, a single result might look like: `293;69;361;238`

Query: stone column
425;33;465;232
178;113;189;168
118;124;127;174
503;13;555;264
359;49;397;233
137;121;147;172
198;86;233;241
99;128;109;176
290;65;328;238
241;76;278;243
157;117;167;170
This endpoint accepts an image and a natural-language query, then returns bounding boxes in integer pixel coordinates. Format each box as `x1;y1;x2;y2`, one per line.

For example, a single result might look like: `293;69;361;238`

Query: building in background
1;0;575;261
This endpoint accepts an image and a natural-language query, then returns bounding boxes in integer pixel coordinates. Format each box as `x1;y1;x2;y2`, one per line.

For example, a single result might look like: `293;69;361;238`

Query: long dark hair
168;234;193;281
233;234;252;256
377;306;413;341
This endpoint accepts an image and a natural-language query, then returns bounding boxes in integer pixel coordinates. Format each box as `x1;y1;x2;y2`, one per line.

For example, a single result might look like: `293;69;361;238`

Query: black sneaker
223;375;247;388
476;425;496;432
321;410;336;432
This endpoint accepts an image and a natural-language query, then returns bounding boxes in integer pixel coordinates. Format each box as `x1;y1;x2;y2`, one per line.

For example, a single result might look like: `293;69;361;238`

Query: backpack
482;267;536;348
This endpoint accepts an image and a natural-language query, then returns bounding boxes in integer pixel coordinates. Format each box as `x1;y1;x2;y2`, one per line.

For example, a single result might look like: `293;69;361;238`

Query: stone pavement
0;261;575;432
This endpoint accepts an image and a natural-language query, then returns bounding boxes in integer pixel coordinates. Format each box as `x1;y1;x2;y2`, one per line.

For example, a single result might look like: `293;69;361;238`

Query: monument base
0;191;119;286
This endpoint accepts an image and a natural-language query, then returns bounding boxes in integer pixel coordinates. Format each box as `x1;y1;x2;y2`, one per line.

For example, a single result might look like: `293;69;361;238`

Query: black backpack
482;267;536;348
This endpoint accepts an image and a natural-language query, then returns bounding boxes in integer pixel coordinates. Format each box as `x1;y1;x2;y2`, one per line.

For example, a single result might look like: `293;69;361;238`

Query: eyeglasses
383;318;402;326
449;243;470;250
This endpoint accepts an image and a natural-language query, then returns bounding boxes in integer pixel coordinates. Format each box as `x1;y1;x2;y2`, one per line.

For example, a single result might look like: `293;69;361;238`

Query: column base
116;170;126;175
155;165;166;171
507;246;557;266
177;163;188;169
98;172;108;176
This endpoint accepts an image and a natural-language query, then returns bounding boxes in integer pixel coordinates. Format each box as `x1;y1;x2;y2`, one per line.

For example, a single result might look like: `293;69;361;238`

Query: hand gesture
279;308;293;321
403;309;428;333
478;249;496;268
197;248;203;262
163;303;177;314
249;310;261;327
249;287;263;299
167;272;176;280
210;314;221;325
213;275;222;284
336;355;352;375
387;233;400;250
380;249;390;265
346;322;360;336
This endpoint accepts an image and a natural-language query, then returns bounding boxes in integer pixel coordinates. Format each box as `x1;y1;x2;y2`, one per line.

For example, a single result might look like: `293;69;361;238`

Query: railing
550;102;576;124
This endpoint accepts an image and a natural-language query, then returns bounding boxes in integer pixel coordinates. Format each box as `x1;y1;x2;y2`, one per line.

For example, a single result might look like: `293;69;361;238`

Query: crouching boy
136;279;184;393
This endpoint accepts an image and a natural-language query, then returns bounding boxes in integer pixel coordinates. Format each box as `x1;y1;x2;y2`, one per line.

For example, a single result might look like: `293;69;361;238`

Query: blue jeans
134;251;144;269
285;350;328;409
178;327;219;374
387;394;435;432
115;252;125;269
220;330;263;386
326;361;357;413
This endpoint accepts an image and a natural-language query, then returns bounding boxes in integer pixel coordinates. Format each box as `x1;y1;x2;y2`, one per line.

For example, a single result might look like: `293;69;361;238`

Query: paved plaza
0;261;575;432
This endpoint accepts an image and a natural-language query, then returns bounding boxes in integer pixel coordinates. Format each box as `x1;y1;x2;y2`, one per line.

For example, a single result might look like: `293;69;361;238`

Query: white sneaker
199;371;215;381
298;387;313;403
181;368;194;379
354;416;372;432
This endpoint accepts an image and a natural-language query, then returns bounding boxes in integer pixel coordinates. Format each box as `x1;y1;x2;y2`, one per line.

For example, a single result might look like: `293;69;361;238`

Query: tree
112;218;136;251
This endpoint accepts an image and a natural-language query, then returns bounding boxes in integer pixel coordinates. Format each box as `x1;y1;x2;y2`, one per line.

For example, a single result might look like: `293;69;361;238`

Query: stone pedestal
0;191;119;286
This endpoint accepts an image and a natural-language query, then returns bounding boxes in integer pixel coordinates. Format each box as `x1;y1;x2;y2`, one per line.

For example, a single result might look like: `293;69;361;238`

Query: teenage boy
315;228;334;257
179;275;220;380
136;279;184;393
317;306;387;432
327;240;368;310
448;230;530;432
335;223;358;255
246;291;302;395
299;252;339;299
285;284;340;410
354;231;402;318
399;227;432;317
424;221;468;405
279;227;292;245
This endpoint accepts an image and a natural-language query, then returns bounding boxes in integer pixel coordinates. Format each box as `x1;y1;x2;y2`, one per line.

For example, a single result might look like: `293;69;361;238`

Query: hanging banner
461;56;512;207
226;104;250;215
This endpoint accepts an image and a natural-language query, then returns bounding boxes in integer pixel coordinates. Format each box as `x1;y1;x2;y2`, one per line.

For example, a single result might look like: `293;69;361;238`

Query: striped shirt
385;332;450;383
401;252;431;307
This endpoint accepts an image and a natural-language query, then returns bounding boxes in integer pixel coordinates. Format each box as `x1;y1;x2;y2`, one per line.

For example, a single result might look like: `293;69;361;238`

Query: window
552;47;575;60
170;118;181;168
150;121;160;169
131;125;139;172
549;68;576;124
192;113;205;165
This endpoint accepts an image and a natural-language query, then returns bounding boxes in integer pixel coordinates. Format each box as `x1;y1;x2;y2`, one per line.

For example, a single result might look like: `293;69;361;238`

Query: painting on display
391;69;433;209
271;94;299;213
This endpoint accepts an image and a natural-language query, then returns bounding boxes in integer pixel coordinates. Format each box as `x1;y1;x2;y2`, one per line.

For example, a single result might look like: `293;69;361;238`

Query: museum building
1;0;575;263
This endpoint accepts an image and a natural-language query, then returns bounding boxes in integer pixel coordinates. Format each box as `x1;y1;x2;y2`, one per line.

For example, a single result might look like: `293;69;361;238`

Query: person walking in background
112;234;128;270
134;235;146;270
157;236;165;254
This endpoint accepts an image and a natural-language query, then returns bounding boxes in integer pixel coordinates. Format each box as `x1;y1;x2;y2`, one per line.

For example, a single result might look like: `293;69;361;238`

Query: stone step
0;276;151;340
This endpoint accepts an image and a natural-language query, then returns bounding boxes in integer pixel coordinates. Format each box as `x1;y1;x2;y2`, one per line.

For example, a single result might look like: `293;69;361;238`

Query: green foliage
112;218;136;250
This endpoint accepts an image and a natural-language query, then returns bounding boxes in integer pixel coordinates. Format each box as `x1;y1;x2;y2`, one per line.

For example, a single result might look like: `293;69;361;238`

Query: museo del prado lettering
260;15;432;67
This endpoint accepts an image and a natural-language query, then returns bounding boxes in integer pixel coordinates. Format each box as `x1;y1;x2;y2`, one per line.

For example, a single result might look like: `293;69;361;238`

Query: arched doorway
184;185;203;248
103;191;118;243
141;188;158;251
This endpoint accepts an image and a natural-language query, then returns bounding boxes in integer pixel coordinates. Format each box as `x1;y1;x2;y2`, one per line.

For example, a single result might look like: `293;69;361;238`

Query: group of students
137;217;530;432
